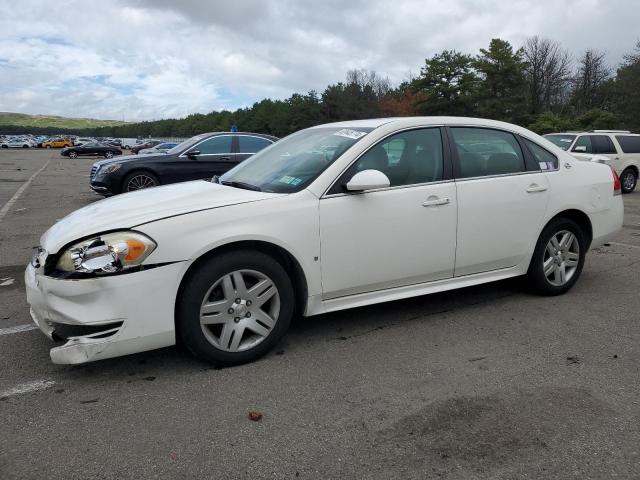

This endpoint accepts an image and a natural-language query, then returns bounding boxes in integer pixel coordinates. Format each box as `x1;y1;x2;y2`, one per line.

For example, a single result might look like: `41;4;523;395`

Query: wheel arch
543;208;593;249
174;240;309;331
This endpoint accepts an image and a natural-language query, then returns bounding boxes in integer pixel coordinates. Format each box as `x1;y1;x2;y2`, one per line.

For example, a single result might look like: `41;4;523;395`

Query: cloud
0;0;638;121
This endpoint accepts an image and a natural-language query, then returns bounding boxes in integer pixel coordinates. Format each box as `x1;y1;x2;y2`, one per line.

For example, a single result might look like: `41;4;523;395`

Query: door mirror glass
345;169;390;191
187;150;201;158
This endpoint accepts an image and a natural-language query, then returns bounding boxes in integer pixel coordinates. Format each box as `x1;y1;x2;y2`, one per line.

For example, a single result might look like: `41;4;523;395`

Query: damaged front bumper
25;260;187;364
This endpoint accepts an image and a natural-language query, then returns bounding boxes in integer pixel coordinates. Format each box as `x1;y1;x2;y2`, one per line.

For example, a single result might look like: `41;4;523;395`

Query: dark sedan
62;142;123;159
89;132;277;195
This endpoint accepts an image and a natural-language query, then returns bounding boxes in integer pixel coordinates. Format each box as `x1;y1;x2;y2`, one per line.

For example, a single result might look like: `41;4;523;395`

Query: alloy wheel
69;152;77;158
199;269;280;352
621;171;636;192
105;151;114;159
543;230;580;287
126;174;157;191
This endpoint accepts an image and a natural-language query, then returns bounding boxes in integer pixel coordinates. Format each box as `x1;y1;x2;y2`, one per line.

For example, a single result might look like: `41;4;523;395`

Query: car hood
92;153;166;169
41;181;283;253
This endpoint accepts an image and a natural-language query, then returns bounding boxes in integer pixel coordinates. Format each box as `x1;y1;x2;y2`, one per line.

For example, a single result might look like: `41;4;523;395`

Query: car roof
547;131;639;136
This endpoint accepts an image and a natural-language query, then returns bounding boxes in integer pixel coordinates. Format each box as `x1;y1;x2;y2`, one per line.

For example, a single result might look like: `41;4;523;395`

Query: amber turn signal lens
125;239;147;261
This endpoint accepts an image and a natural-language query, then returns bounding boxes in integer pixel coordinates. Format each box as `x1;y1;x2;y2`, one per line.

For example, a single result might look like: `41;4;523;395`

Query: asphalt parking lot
0;149;639;479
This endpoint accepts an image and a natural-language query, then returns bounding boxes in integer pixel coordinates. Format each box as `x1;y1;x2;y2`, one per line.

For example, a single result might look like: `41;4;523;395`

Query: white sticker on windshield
560;139;572;143
333;129;367;140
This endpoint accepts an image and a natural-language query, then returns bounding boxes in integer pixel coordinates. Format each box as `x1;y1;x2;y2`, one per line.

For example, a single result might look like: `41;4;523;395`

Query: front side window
616;135;640;153
572;135;593;153
451;127;525;178
523;138;558;170
350;128;444;187
220;127;373;193
191;135;233;155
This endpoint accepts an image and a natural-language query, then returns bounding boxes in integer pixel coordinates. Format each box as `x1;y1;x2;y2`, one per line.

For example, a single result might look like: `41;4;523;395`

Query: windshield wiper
220;180;262;191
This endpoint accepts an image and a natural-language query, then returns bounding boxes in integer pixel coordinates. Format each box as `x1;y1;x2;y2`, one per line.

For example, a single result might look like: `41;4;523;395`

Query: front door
319;127;457;299
178;134;236;182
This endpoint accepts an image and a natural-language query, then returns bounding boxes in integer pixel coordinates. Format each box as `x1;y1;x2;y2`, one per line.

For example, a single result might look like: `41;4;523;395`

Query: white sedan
25;117;623;365
1;138;32;148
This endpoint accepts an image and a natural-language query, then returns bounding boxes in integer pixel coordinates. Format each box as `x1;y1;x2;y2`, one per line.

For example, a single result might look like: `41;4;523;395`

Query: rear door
449;127;551;277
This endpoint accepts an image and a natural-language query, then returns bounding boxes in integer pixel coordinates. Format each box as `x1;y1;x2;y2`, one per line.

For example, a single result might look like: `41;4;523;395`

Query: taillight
612;167;621;195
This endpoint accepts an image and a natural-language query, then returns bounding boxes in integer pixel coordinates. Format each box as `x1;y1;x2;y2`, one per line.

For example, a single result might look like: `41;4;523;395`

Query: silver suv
544;130;639;193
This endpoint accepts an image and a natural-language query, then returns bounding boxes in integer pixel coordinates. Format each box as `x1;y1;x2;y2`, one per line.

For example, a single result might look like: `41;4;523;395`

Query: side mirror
187;150;201;158
345;169;390;192
573;146;587;152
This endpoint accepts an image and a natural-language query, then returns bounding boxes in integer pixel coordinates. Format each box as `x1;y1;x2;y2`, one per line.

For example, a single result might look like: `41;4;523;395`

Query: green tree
413;50;478;115
613;41;640;132
473;39;527;123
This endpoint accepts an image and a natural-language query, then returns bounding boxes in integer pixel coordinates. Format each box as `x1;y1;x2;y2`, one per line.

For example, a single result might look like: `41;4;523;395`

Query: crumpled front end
25;259;187;364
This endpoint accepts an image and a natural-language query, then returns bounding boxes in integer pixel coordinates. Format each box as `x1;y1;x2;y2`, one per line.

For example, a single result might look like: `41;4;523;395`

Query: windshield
544;134;576;151
219;127;373;193
167;133;211;155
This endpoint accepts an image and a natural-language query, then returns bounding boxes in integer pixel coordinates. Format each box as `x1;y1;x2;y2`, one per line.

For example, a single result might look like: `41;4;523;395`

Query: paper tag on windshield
333;129;367;140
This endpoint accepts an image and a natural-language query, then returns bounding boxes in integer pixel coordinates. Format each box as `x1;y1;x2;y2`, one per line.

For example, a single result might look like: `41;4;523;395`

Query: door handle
422;197;450;207
220;157;231;161
526;183;547;193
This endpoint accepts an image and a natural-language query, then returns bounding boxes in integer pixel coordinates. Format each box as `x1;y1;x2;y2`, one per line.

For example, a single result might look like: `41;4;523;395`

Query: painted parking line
0;380;55;399
0;159;50;222
0;324;38;336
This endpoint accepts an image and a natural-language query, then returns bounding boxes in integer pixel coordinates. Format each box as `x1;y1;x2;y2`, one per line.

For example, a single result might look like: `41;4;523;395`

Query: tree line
7;37;640;138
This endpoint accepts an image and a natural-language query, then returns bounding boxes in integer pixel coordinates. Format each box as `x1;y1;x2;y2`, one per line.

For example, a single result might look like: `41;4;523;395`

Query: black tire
104;151;114;159
177;250;294;365
122;170;159;192
22;145;28;148
1;145;7;149
620;168;637;194
526;217;587;296
68;151;78;158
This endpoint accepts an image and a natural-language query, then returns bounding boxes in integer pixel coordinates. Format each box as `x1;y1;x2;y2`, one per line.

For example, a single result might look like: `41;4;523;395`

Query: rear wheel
526;218;586;295
620;168;637;194
177;250;294;365
123;171;159;192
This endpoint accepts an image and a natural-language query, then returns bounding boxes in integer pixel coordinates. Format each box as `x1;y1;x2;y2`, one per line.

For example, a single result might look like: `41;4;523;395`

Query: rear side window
615;135;640;153
238;136;273;154
592;135;617;154
523;139;558;170
451;128;525;178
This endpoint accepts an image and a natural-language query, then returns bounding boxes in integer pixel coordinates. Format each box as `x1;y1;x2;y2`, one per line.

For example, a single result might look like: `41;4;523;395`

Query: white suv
544;130;639;193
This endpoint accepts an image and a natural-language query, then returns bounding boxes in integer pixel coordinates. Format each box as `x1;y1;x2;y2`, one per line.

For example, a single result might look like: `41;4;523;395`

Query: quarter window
616;135;640;153
350;128;444;187
450;128;525;178
191;135;232;155
523;139;558;170
238;136;273;154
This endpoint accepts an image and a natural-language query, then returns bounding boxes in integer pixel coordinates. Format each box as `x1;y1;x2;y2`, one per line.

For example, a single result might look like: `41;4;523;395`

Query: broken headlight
56;231;156;275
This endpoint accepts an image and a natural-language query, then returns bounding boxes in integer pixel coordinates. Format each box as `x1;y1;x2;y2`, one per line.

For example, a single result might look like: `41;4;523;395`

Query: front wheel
620;168;637;194
526;218;586;295
122;171;159;192
105;151;114;159
68;151;78;158
177;250;294;365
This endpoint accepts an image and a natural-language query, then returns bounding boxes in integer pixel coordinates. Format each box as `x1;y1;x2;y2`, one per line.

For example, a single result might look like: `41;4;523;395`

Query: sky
0;0;638;122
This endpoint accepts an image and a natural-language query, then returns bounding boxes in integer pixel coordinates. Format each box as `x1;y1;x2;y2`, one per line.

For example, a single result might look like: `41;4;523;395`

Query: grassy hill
0;112;127;130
